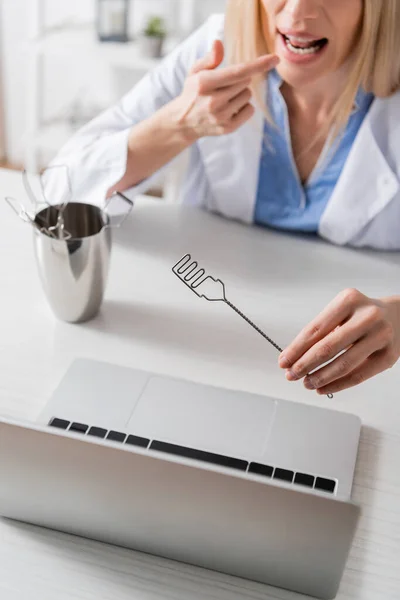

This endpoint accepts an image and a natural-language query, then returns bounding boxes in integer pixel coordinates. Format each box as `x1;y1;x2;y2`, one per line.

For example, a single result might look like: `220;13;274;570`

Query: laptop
0;358;361;599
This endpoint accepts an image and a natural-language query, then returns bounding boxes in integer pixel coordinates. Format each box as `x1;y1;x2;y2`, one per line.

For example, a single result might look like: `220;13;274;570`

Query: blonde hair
225;0;400;141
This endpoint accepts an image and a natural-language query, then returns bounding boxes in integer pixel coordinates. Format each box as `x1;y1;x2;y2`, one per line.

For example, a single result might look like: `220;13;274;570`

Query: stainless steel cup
33;194;133;323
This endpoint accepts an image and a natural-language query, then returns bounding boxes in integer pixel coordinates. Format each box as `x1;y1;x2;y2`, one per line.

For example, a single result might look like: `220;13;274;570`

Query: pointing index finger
202;54;280;92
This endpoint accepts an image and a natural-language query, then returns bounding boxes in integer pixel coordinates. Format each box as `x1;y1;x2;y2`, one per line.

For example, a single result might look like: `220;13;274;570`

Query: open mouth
281;33;328;56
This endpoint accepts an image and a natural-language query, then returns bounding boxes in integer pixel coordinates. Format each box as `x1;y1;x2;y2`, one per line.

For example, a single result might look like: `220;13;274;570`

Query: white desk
1;167;400;600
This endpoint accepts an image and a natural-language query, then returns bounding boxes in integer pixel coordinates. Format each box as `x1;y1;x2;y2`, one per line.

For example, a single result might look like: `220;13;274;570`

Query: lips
278;29;328;50
276;30;329;63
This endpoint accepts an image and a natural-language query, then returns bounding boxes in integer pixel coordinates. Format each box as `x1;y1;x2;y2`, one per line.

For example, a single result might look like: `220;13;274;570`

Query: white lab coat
51;14;400;250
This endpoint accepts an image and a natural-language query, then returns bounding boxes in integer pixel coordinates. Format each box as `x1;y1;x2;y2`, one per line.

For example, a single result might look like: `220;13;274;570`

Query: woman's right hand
109;41;279;195
175;40;279;141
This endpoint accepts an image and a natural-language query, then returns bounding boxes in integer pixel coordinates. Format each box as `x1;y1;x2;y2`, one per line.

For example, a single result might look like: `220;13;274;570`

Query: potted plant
140;16;166;59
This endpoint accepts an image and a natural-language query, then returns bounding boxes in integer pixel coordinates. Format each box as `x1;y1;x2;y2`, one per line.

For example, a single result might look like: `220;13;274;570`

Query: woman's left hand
278;289;400;395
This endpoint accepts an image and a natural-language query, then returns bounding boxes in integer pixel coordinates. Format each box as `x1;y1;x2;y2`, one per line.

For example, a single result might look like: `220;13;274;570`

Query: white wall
0;0;225;165
1;0;29;164
0;2;5;160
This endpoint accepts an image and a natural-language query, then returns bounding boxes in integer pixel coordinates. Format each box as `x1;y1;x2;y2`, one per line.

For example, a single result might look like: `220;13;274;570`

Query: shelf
31;25;180;71
24;1;188;173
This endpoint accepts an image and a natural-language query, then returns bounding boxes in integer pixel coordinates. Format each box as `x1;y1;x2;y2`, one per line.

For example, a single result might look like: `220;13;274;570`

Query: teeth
288;36;316;44
284;37;321;55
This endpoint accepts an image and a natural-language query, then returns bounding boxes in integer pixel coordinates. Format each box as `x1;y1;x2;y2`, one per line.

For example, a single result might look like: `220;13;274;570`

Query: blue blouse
254;70;374;232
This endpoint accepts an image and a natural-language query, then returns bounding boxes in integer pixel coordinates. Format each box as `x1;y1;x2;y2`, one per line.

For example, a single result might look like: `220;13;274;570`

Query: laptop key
315;477;336;494
125;435;150;448
88;426;108;439
273;468;294;483
294;472;315;488
69;422;89;434
150;440;248;471
248;463;274;478
106;430;126;443
49;418;70;430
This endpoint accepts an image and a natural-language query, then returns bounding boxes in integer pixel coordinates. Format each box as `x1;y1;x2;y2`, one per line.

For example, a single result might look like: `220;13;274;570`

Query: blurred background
0;0;226;198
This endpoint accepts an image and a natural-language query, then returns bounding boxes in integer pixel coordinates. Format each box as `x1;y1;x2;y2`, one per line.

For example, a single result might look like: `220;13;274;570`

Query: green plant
143;16;166;38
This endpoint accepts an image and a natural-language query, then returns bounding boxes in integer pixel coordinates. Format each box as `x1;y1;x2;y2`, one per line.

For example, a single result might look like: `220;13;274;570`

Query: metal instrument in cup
33;193;133;323
23;165;72;239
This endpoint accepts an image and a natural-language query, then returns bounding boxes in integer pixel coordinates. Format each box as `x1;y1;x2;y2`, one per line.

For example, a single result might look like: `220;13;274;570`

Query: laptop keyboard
48;416;337;495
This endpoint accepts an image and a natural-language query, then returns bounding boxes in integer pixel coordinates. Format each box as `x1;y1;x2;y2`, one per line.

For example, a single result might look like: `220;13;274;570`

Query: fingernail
279;355;291;368
286;370;299;381
304;377;315;390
